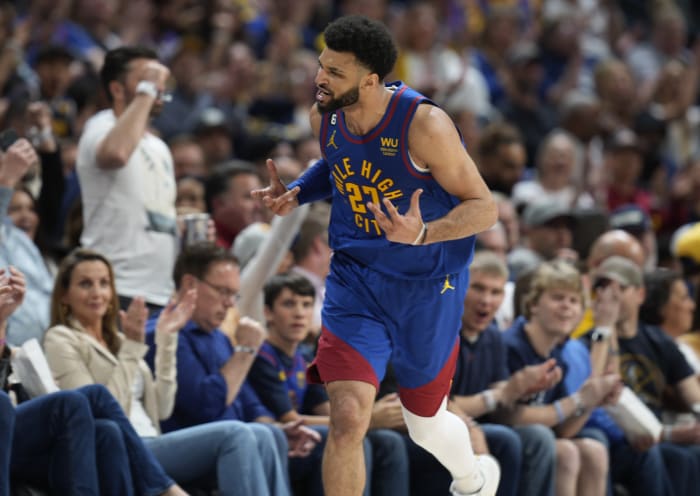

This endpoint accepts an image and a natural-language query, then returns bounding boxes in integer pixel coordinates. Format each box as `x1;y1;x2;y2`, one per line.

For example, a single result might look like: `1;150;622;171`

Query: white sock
402;397;481;493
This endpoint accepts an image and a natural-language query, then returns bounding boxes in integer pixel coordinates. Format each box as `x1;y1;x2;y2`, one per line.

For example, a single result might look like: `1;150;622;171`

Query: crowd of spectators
3;0;700;494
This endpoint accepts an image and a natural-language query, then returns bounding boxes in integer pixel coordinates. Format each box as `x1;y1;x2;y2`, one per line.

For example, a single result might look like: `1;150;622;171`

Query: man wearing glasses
144;243;323;492
145;241;267;429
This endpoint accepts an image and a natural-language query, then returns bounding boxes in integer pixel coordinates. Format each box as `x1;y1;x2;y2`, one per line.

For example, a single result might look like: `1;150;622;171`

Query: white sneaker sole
449;454;501;496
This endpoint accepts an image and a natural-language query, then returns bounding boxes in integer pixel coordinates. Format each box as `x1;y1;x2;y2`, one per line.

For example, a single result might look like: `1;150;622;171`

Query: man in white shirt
77;46;177;310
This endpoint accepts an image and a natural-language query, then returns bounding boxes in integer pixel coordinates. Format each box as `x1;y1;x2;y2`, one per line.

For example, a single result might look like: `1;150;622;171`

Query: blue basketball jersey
257;341;310;412
318;81;475;279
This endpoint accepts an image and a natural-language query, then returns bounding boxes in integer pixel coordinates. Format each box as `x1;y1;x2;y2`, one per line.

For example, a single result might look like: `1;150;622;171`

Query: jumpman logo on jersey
440;275;455;294
327;129;338;149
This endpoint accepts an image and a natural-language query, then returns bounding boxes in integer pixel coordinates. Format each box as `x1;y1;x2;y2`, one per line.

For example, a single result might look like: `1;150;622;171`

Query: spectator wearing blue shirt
0;138;52;346
249;273;329;423
146;244;322;494
503;261;620;496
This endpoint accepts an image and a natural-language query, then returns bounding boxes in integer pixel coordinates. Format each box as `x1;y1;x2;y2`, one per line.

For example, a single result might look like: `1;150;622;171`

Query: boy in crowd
503;261;619;496
249;272;409;495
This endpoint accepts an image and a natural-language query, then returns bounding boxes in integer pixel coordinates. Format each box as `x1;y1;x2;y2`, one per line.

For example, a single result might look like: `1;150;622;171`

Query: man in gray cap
507;200;576;279
583;255;700;495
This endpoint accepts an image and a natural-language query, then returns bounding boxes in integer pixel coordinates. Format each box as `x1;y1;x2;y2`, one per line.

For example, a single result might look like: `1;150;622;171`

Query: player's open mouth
316;88;331;103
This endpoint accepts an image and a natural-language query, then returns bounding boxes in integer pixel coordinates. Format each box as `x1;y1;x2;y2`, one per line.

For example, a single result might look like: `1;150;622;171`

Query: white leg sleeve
401;397;479;482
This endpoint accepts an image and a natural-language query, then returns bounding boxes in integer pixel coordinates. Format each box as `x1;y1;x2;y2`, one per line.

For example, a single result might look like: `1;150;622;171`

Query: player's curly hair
323;15;397;80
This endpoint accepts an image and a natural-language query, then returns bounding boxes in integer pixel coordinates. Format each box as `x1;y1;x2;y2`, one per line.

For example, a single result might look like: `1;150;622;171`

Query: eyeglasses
198;278;239;302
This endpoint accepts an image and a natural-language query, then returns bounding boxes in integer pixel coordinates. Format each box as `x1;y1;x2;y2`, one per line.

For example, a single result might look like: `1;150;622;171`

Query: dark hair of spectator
323;15;397;80
477;122;523;158
67;66;102;113
639;269;682;326
11;187;53;259
291;204;330;263
100;46;159;103
173;242;238;290
264;272;316;308
51;248;122;355
0;4;15;38
34;45;74;66
204;160;258;212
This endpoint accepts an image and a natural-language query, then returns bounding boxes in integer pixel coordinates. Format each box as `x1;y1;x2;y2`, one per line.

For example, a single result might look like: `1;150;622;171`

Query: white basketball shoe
449;454;501;496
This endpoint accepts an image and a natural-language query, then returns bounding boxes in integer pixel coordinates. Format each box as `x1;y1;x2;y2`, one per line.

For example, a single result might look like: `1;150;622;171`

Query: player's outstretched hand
251;158;300;216
367;188;426;245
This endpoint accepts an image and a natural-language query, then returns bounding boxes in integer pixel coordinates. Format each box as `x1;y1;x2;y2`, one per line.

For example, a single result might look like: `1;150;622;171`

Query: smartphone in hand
0;129;18;152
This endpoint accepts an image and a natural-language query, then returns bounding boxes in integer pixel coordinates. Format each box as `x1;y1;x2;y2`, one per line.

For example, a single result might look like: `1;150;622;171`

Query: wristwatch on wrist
572;392;586;417
591;326;612;342
135;80;159;98
482;389;498;412
234;344;257;355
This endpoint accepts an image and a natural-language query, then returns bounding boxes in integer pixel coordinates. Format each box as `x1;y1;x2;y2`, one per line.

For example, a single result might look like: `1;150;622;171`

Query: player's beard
317;86;360;114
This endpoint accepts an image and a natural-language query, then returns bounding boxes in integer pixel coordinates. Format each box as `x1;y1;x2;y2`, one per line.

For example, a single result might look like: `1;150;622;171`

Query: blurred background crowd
4;0;700;494
2;0;700;280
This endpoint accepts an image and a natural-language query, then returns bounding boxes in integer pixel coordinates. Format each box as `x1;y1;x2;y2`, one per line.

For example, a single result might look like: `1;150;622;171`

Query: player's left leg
389;270;500;496
400;381;500;496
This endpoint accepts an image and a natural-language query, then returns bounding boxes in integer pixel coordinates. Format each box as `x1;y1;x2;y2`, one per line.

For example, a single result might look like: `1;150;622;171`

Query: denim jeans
6;388;108;495
255;423;292;496
144;420;290;496
3;385;173;496
513;424;556;496
0;391;16;496
289;425;327;496
93;419;135;495
609;441;670;495
366;428;410;496
481;423;521;496
660;442;700;496
76;384;173;496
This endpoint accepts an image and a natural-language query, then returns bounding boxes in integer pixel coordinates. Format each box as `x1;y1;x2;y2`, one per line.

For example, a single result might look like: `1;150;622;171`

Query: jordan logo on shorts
440;275;455;294
327;129;339;149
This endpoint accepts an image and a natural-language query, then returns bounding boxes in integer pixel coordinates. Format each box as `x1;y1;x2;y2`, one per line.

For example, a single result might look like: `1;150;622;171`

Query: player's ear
362;72;380;89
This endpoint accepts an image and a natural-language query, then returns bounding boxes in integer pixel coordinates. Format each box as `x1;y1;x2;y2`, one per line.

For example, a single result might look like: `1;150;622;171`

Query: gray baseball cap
522;200;574;228
593;255;643;287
